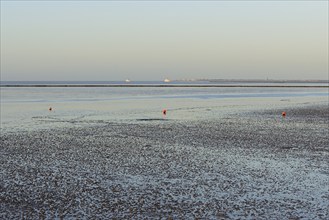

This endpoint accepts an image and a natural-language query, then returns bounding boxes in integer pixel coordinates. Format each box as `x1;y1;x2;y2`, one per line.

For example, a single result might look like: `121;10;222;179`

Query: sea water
1;85;328;133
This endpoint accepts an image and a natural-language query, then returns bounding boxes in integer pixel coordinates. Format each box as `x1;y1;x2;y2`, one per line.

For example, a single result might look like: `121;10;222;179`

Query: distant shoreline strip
1;84;328;88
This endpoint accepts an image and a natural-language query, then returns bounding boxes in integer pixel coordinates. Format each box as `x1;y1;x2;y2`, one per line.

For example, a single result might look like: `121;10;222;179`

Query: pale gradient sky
1;1;328;81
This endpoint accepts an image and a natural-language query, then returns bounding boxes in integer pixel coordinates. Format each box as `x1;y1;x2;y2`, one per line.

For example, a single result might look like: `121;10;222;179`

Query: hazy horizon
1;1;328;81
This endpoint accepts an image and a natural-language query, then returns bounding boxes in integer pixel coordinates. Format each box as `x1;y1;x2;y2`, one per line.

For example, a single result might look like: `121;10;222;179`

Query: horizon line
1;79;328;82
1;85;328;88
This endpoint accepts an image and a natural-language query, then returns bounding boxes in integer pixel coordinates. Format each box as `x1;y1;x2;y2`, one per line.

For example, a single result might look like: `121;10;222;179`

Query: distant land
1;79;328;84
0;79;328;88
175;79;329;83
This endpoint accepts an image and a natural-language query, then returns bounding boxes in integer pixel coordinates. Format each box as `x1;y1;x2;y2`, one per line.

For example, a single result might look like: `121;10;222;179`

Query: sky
1;1;328;81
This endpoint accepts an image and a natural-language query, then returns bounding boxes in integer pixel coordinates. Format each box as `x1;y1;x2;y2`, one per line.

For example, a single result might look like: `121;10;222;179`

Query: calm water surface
1;86;328;133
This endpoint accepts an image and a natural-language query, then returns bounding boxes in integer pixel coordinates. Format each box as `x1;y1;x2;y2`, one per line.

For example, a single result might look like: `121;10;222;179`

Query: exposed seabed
0;103;328;219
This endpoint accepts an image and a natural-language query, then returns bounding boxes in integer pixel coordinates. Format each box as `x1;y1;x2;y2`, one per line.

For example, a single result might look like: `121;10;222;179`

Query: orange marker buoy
282;111;286;117
49;107;52;111
162;109;167;116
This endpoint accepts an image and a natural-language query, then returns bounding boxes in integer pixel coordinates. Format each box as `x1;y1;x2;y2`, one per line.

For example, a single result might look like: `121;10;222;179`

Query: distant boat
125;79;131;83
164;78;171;83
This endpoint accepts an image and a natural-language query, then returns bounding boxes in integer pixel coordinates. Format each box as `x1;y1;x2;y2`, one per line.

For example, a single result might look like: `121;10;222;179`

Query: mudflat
0;104;328;219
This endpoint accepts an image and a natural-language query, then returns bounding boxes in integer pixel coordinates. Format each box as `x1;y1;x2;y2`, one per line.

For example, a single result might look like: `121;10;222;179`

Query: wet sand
0;104;328;219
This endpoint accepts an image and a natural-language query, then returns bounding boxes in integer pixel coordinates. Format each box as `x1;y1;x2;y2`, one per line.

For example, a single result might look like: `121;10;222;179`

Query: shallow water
1;87;328;133
1;86;328;219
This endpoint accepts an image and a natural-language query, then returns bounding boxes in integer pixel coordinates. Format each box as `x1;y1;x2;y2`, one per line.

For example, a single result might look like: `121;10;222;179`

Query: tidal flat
0;103;328;219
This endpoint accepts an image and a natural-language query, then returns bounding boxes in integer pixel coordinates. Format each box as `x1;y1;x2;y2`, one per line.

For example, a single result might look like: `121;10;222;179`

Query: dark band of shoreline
1;84;328;88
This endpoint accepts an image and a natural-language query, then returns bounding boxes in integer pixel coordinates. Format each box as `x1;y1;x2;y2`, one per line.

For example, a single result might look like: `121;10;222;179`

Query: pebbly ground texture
0;104;328;219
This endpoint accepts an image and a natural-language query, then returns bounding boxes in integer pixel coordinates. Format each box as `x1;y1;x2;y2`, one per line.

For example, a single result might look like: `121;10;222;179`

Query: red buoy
49;107;52;111
282;111;286;117
162;109;167;116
